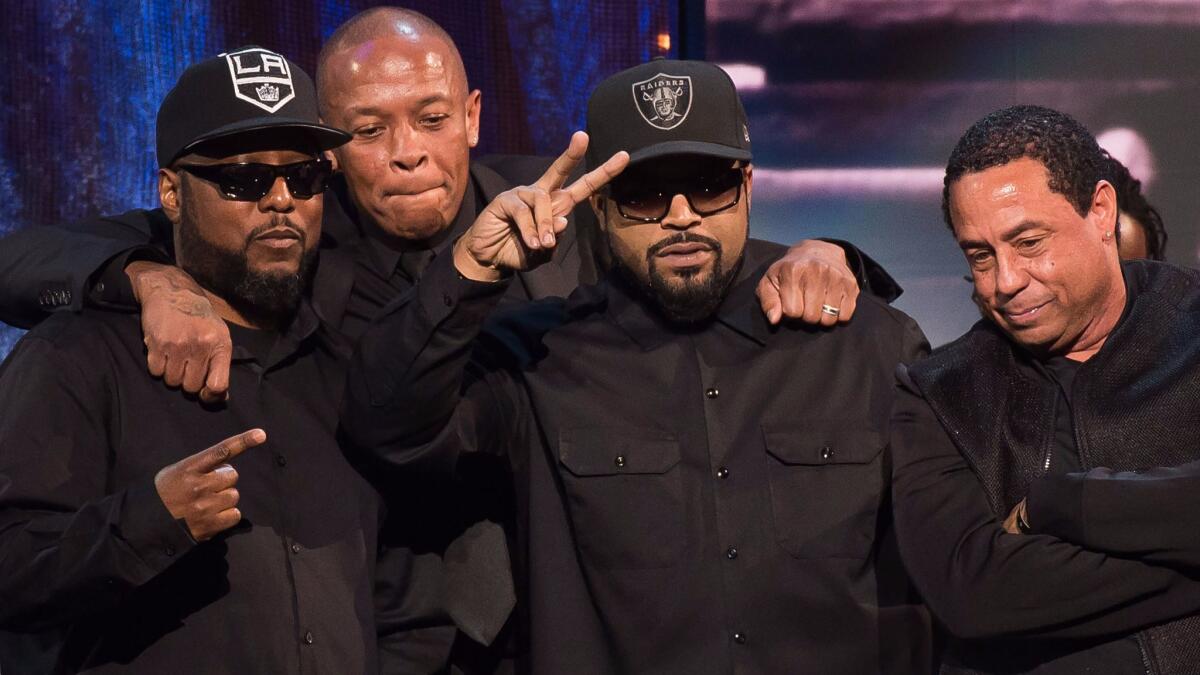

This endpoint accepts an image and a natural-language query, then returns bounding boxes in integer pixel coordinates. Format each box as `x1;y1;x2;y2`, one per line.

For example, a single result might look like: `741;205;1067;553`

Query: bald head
314;6;482;243
316;7;467;115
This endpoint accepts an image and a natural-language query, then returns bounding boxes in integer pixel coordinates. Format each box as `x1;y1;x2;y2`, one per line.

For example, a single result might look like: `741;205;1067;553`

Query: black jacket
894;260;1200;675
342;240;933;674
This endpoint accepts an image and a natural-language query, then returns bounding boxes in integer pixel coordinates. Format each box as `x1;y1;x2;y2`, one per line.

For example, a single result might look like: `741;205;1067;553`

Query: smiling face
319;31;480;243
949;157;1126;358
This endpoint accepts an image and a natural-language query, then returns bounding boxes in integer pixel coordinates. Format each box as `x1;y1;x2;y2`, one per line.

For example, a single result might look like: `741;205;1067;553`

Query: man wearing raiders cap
0;50;386;673
341;59;934;673
0;8;905;671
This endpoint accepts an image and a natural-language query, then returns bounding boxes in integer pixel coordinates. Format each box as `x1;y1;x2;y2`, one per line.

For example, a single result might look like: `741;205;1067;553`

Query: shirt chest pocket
763;427;885;559
558;429;684;570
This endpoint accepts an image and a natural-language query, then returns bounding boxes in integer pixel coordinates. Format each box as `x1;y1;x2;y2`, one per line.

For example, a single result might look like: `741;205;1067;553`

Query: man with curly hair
892;104;1200;674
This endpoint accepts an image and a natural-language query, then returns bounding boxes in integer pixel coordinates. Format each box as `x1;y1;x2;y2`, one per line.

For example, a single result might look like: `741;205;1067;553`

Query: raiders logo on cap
632;73;692;130
224;47;295;113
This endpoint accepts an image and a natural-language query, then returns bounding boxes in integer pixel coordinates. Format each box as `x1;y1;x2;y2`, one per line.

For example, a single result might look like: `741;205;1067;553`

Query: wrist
453;237;507;283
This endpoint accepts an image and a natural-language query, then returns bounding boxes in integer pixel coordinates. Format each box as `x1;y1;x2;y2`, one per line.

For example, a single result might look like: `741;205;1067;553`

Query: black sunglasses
608;165;745;223
175;158;333;201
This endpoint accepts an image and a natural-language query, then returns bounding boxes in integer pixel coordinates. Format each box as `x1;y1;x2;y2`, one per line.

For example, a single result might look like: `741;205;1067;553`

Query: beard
177;205;316;329
610;232;741;324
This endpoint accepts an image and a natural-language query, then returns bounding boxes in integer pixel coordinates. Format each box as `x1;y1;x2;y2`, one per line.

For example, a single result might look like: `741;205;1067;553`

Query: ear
744;164;753;212
588;194;609;233
324;147;340;172
1089;179;1118;244
159;168;183;224
465;89;482;148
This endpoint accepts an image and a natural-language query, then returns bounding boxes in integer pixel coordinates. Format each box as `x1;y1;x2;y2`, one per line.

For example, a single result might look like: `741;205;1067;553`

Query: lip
384;184;445;198
1000;300;1050;326
254;228;301;248
655;242;714;269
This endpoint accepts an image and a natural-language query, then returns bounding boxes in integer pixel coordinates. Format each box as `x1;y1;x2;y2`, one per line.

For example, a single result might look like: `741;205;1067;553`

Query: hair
315;7;467;115
1105;151;1167;260
942;105;1108;230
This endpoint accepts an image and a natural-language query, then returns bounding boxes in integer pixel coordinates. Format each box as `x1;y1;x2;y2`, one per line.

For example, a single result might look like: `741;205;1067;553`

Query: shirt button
275;454;287;467
303;631;314;645
291;543;301;554
165;545;176;557
95;281;106;294
614;455;626;468
726;546;738;560
443;293;453;307
716;467;729;479
733;631;746;644
821;446;834;460
705;387;720;399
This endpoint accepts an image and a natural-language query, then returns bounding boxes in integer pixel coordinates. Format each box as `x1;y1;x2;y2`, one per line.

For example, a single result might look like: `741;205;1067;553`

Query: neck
204;290;278;330
1063;274;1128;363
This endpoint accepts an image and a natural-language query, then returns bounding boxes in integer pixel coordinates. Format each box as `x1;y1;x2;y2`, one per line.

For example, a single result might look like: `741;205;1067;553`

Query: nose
660;194;701;230
993;249;1030;301
259;176;295;213
389;126;429;172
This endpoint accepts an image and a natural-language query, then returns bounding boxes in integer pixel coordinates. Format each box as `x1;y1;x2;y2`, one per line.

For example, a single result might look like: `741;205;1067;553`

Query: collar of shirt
599;245;776;351
360;171;481;282
228;299;325;370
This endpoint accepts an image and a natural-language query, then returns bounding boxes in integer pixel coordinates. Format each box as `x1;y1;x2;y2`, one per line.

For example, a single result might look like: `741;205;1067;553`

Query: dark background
3;1;1199;351
0;0;680;355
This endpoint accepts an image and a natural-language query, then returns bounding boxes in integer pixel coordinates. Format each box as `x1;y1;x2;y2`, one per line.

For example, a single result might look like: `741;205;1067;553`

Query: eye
419;114;450;129
967;250;994;268
1015;236;1045;253
354;125;384;139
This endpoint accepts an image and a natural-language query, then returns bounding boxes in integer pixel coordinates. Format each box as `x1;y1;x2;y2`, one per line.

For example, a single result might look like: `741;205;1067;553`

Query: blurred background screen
707;0;1200;345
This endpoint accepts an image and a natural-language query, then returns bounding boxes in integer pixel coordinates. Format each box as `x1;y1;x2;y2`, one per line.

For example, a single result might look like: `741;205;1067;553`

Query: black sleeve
818;238;903;303
0;332;196;630
1026;460;1200;570
890;372;1200;641
0;209;171;328
341;251;523;476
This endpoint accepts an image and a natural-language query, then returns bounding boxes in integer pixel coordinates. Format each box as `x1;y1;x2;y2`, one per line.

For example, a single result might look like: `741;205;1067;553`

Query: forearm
0;210;167;328
341;250;513;472
891;381;1200;640
0;481;195;630
1027;460;1200;569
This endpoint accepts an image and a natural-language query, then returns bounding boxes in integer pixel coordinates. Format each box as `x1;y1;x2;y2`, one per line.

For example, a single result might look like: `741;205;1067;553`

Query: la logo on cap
632;73;692;130
224;47;295;113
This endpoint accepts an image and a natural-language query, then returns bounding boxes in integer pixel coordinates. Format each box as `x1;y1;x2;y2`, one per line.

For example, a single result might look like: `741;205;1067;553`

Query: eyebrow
958;220;1047;250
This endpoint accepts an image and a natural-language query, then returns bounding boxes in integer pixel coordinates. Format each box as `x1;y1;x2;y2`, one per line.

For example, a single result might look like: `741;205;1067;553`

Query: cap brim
178;117;351;160
627;140;752;167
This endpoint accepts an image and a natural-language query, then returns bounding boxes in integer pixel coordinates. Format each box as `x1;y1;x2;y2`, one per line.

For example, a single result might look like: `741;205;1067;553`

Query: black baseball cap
156;46;350;167
585;58;752;170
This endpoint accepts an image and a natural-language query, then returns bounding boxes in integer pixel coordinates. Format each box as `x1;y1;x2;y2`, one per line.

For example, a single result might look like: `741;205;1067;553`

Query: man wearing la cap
0;49;384;673
342;59;934;673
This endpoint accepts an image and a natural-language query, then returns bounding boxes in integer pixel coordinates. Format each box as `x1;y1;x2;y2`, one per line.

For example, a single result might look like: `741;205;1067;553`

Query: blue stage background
0;0;679;355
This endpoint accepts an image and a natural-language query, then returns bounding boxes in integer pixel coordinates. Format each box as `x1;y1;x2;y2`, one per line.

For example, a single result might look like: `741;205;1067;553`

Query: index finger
189;428;266;472
533;130;589;192
554;150;630;214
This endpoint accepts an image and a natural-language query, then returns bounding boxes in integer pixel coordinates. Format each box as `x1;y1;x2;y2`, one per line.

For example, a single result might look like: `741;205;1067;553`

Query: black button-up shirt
0;303;381;674
343;240;932;673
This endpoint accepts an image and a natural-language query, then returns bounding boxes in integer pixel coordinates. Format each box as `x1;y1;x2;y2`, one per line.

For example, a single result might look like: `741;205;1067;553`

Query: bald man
0;7;902;671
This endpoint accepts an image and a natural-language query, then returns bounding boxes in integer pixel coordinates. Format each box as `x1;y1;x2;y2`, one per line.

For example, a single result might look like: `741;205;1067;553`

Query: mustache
245;216;305;245
645;232;723;259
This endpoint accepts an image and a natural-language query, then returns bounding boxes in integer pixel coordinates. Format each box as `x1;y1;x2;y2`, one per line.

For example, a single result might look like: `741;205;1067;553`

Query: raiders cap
585;58;751;170
156;46;350;167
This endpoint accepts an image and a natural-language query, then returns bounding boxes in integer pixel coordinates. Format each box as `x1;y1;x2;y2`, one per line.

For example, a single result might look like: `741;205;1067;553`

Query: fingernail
527;236;540;248
542;233;555;246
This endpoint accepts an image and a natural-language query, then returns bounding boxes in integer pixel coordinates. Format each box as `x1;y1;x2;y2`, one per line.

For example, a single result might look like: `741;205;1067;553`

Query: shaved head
315;6;482;242
317;7;467;116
